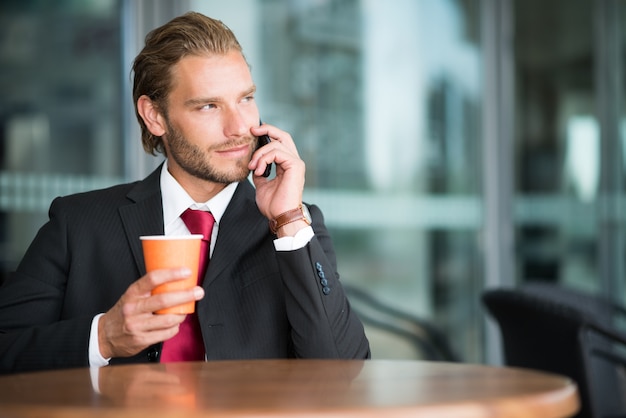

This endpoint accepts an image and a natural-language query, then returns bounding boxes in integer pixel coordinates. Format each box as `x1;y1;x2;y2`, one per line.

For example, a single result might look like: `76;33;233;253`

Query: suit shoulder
50;180;142;212
52;164;162;210
57;180;140;201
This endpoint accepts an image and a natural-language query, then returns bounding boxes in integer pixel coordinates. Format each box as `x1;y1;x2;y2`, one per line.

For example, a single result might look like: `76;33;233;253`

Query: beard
164;118;254;184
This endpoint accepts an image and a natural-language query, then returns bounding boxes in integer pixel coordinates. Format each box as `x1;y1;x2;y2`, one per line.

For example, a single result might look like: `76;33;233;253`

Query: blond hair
132;12;242;155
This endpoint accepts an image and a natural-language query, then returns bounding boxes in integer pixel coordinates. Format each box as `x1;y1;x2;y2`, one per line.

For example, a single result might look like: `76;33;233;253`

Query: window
197;0;485;361
0;0;123;281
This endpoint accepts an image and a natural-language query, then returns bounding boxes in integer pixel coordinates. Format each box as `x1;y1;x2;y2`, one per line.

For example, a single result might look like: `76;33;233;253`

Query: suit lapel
203;180;267;287
119;166;165;276
115;169;267;283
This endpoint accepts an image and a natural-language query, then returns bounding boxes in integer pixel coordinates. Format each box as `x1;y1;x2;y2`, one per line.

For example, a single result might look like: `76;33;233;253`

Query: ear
137;95;166;136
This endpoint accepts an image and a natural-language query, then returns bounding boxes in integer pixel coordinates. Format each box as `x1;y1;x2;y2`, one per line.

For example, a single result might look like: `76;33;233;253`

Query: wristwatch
269;204;312;234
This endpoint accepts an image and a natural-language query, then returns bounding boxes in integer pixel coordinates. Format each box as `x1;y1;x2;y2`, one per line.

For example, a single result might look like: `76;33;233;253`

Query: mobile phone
256;134;272;178
256;124;272;178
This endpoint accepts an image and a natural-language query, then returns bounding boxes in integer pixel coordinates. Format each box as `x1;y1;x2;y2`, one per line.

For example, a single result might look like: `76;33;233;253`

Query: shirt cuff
273;226;314;251
89;313;111;368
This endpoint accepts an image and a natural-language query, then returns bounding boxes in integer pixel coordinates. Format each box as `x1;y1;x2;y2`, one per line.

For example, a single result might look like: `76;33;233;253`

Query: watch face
302;204;312;224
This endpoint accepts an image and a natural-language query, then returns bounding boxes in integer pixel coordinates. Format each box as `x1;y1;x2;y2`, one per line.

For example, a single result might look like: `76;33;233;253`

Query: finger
249;143;274;176
139;311;186;333
251;125;298;153
250;152;275;178
250;140;301;172
137;285;205;315
131;268;193;296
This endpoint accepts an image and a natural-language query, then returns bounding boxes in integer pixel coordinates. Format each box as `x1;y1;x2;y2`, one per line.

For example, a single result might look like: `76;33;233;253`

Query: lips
215;141;253;158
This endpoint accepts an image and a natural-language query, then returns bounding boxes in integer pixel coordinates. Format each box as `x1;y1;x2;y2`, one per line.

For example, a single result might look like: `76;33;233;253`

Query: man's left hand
248;123;306;236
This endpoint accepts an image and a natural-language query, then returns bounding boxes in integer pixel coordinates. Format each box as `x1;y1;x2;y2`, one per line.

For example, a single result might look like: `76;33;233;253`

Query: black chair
344;283;457;362
482;283;626;418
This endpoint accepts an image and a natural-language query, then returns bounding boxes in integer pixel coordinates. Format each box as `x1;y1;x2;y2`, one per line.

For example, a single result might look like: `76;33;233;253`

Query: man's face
161;51;260;185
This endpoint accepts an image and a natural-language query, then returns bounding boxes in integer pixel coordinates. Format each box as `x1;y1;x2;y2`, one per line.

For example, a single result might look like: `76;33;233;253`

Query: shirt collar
160;160;238;230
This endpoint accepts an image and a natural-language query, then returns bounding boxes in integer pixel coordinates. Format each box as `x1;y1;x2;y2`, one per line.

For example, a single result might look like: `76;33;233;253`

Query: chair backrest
482;284;626;418
344;284;457;362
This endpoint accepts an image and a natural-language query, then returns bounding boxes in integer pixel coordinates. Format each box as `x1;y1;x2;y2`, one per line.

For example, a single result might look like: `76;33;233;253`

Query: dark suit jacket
0;166;370;373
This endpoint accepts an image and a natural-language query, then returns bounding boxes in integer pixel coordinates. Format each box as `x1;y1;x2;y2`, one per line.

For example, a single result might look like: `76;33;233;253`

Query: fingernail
193;287;205;299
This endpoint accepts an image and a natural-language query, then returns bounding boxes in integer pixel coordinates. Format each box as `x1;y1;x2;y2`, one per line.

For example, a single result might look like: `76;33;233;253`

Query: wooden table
0;360;579;418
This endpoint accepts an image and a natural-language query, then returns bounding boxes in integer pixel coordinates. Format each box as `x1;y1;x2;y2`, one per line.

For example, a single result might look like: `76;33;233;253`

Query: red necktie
161;209;215;362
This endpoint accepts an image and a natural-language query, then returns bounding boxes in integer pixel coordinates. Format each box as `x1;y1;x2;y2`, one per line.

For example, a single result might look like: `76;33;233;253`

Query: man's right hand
97;268;205;359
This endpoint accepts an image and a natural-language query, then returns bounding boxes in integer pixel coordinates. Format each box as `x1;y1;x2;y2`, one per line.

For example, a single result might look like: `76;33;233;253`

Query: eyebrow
184;85;257;108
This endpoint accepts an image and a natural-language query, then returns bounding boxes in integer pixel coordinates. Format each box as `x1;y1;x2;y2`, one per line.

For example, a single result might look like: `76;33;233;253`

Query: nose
222;107;249;138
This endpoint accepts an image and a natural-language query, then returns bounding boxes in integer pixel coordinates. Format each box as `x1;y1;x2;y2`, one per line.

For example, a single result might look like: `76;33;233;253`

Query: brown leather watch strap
269;205;310;234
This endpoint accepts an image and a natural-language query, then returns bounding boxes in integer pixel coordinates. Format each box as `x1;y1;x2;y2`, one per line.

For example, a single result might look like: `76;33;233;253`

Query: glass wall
0;0;124;282
1;0;624;364
514;0;597;289
512;0;626;305
197;0;485;361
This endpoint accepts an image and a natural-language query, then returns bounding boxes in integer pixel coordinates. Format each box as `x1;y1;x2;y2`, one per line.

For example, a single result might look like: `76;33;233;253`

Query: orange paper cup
140;235;203;314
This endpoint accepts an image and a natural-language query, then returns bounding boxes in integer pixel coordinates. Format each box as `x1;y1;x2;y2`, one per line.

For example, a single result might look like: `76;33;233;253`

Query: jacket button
147;346;160;362
322;286;331;295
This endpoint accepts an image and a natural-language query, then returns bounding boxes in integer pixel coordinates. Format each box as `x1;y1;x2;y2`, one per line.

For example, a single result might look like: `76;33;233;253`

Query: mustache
210;136;255;152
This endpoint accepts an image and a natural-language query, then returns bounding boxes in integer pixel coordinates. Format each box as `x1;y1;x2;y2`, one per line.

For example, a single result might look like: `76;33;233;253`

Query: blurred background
0;0;624;365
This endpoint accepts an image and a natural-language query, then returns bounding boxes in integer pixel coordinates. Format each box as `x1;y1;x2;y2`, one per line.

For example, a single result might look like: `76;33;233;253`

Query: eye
242;95;255;103
200;103;216;110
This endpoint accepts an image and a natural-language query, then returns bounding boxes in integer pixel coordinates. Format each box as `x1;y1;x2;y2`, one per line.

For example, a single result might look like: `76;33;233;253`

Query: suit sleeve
276;204;371;359
0;197;92;373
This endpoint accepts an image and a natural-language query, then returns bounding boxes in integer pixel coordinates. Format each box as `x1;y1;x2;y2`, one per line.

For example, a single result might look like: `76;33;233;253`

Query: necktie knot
181;208;215;242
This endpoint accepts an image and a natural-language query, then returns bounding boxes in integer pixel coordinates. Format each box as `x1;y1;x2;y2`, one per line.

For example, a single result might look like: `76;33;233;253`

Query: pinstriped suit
0;165;370;373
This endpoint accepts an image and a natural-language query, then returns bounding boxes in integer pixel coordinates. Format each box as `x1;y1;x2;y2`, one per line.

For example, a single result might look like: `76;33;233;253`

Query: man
0;12;370;373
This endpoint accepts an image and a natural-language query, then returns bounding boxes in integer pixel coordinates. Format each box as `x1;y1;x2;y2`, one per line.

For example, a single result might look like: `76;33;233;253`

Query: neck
167;164;228;203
